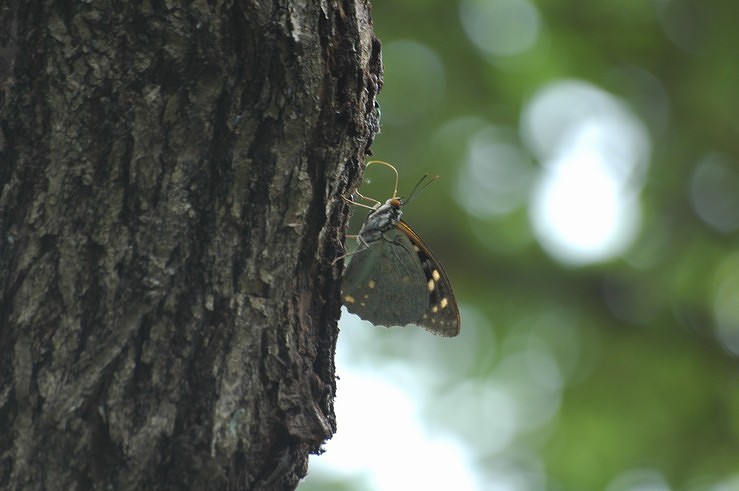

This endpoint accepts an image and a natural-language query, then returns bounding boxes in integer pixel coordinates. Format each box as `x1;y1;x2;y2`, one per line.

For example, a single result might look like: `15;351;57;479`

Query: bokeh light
379;40;446;126
459;0;541;58
690;153;739;233
455;125;534;218
712;252;739;356
523;80;651;265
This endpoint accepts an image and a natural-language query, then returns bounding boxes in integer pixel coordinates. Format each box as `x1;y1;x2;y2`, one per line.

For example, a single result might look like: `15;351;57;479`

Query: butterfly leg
332;234;371;265
383;233;414;256
342;192;382;210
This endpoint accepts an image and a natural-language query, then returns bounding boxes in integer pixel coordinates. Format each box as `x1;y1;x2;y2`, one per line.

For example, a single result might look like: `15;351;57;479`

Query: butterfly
340;161;460;337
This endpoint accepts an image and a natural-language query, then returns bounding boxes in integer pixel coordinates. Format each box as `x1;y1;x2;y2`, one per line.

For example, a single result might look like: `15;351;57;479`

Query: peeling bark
0;1;381;489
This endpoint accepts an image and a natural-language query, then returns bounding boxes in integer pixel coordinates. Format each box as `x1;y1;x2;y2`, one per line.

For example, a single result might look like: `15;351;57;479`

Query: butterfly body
341;189;460;337
355;198;403;247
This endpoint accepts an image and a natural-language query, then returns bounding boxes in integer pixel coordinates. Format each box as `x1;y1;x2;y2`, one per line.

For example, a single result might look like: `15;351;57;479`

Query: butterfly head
386;197;403;209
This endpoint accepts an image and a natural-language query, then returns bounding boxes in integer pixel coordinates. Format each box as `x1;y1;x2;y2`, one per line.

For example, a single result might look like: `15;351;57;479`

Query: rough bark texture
0;1;381;489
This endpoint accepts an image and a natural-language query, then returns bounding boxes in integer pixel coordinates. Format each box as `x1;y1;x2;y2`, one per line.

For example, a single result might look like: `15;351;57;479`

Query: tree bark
0;1;381;490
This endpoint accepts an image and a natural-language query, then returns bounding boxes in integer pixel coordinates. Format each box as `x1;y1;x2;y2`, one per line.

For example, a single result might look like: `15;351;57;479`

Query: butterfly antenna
404;173;439;204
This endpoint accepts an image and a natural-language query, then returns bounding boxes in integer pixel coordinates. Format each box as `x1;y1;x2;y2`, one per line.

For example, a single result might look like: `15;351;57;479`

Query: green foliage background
306;1;739;489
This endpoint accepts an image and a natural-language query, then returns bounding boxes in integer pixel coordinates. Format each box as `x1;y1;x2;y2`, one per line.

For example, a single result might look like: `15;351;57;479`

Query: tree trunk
0;1;381;489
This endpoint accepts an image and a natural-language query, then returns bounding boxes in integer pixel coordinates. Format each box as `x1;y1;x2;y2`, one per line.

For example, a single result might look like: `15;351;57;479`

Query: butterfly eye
388;198;402;208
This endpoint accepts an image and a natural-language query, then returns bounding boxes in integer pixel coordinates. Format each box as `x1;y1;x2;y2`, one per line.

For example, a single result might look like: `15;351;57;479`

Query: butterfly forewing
342;228;429;327
396;221;461;337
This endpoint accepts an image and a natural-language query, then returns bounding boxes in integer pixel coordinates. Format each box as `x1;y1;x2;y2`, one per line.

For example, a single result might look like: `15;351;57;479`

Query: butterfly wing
396;220;461;337
342;227;429;327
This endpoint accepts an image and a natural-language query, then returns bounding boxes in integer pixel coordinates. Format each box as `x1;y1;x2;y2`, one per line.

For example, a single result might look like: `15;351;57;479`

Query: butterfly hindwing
342;227;429;327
